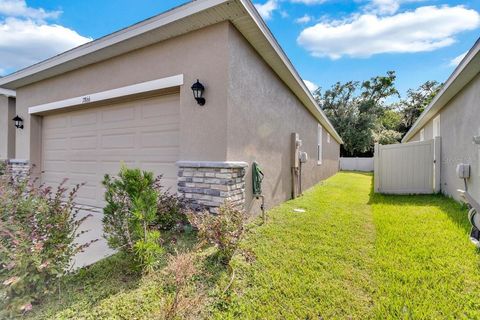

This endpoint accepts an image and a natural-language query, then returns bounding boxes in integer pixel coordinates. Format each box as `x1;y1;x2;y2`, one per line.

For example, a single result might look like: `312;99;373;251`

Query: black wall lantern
12;115;23;129
191;79;205;106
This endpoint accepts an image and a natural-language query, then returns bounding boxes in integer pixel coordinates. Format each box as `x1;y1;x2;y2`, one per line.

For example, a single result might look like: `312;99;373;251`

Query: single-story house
0;0;342;217
402;38;480;202
0;88;16;160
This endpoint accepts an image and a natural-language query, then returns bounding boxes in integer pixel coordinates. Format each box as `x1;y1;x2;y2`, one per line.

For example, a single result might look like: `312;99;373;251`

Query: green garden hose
252;161;264;197
252;161;266;222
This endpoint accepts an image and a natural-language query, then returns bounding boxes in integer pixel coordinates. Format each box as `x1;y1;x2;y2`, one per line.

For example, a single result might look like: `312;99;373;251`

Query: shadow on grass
367;175;471;234
27;229;214;319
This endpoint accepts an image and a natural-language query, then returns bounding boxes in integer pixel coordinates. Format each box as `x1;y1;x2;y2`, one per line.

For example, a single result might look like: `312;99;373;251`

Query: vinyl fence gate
374;137;441;194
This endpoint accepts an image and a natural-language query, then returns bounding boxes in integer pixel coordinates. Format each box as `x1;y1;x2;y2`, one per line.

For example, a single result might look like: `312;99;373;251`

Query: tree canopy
313;72;441;156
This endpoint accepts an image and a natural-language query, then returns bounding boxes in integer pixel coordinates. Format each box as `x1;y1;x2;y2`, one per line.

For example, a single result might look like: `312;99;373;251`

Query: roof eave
0;0;343;144
0;88;16;98
402;38;480;143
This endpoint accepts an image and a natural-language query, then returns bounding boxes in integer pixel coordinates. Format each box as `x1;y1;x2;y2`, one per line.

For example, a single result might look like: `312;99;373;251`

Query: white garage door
41;94;180;208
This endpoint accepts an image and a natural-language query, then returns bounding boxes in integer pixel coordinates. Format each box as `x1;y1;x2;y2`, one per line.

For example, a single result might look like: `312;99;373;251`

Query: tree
314;71;399;156
398;80;442;135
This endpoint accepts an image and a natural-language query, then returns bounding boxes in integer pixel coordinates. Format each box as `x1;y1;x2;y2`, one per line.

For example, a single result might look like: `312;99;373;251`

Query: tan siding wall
225;24;339;216
14;22;232;171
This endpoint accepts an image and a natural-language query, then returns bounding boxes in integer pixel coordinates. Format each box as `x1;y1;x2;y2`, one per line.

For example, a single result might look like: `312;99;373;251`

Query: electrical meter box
299;152;308;163
456;163;471;179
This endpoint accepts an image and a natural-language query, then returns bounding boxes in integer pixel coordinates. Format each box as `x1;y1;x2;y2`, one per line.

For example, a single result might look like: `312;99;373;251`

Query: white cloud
280;10;289;18
290;0;326;5
304;79;318;92
365;0;428;15
368;0;400;15
0;1;91;74
449;51;468;66
0;0;60;20
254;0;278;20
295;14;313;24
297;5;480;59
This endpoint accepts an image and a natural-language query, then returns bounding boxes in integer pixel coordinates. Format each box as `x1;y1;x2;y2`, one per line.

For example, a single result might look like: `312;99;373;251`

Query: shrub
0;160;6;176
156;187;188;230
0;177;94;317
102;166;163;271
163;251;203;320
188;202;245;264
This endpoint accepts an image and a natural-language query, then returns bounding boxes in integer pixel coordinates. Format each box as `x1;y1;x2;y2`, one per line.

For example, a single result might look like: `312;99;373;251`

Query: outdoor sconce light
12;115;23;129
191;79;205;106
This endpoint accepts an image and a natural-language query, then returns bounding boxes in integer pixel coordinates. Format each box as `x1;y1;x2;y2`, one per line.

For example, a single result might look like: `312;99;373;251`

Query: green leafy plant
156;187;188;230
102;166;163;271
188;202;245;264
0;176;94;317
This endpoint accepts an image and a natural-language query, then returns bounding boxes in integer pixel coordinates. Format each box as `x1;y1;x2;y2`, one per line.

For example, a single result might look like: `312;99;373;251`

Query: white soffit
28;74;183;114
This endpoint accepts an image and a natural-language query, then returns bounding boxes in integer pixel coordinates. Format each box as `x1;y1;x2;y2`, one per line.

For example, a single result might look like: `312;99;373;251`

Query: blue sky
0;0;479;96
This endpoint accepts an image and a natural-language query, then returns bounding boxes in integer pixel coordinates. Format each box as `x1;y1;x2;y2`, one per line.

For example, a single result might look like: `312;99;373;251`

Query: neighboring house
0;0;341;216
402;38;480;202
0;88;16;160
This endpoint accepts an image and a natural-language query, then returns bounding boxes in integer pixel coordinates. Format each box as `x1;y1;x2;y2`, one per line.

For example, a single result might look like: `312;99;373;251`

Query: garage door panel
70;161;98;174
43;138;68;151
71;112;98;127
141;131;179;148
70;136;98;150
43;116;68;129
99;160;136;176
101;133;136;149
101;106;135;123
43;160;68;173
42;94;180;208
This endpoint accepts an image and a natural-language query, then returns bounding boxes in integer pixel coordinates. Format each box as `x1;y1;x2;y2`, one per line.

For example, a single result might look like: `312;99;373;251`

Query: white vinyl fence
374;137;441;194
340;157;374;172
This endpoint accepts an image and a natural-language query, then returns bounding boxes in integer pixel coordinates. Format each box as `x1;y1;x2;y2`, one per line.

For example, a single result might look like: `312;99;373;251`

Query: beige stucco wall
12;21;340;215
407;72;480;202
0;96;16;159
14;22;232;171
225;24;340;215
410;120;433;142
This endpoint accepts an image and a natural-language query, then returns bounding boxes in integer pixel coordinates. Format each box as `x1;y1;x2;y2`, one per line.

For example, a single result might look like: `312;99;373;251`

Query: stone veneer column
176;161;249;214
0;159;30;180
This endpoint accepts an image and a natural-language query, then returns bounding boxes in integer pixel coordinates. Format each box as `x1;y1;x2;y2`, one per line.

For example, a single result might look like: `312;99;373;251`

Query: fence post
434;137;441;193
374;143;380;193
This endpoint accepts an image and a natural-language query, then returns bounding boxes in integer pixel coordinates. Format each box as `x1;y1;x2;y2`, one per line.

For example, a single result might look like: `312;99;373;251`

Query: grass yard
213;172;480;319
28;172;480;319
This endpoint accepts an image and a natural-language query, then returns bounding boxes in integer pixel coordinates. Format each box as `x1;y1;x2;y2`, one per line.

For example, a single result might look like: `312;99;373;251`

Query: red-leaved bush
0;176;95;317
188;202;244;264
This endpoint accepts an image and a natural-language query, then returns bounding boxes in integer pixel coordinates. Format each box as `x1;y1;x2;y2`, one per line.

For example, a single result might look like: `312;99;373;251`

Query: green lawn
213;172;480;319
28;172;480;319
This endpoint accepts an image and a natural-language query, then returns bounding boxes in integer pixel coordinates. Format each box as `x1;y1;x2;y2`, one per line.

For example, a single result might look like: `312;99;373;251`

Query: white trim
28;74;183;114
0;88;15;97
317;124;323;165
433;114;441;137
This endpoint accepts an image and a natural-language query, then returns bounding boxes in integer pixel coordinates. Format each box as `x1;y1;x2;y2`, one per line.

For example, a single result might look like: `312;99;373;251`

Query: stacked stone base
0;159;30;180
177;161;248;214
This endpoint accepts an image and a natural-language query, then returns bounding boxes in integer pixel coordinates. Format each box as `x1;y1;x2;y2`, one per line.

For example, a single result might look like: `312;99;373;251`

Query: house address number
82;96;91;103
